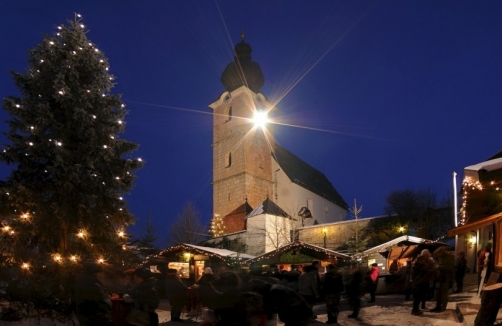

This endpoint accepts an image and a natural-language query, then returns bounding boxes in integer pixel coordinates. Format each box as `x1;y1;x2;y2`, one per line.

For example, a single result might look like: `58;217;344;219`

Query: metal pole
453;172;459;257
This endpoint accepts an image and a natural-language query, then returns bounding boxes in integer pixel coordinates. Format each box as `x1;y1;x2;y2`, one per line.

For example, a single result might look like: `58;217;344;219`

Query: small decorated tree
210;213;225;237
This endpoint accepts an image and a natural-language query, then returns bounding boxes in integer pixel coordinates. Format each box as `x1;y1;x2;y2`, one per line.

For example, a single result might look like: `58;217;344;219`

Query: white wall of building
272;160;347;226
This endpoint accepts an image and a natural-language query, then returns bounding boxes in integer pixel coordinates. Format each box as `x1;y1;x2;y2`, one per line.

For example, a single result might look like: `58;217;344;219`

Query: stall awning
156;243;255;261
243;241;350;266
448;212;502;237
386;245;418;260
362;235;446;257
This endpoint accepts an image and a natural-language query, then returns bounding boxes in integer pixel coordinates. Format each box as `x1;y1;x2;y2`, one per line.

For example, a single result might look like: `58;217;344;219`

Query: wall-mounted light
469;236;477;244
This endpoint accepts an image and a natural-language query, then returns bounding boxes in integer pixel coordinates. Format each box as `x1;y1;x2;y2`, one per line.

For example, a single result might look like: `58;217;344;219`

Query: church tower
209;35;275;234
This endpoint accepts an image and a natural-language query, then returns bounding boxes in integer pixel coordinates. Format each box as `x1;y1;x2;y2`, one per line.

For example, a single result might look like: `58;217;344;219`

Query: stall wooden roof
448;212;502;237
243;241;350;266
362;235;448;258
155;243;255;261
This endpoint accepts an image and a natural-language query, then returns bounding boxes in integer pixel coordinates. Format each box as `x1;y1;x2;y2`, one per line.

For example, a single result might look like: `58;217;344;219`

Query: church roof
273;144;349;210
221;35;265;93
246;197;290;218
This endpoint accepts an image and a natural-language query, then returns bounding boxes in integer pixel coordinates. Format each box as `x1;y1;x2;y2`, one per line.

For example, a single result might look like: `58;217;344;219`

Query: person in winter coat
477;242;493;286
212;270;249;326
297;265;320;309
197;267;221;310
454;252;468;293
323;264;345;324
74;261;113;326
365;263;379;303
280;265;300;292
248;278;315;326
123;267;160;326
431;247;455;312
347;270;363;319
403;259;413;300
410;249;436;316
165;268;188;322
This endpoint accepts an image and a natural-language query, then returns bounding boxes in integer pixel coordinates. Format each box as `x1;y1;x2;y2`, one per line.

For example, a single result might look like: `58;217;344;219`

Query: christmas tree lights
210;213;225;237
0;14;144;312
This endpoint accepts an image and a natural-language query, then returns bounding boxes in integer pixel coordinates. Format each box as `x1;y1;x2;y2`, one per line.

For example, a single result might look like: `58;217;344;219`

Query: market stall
243;241;350;273
361;235;449;293
144;243;255;283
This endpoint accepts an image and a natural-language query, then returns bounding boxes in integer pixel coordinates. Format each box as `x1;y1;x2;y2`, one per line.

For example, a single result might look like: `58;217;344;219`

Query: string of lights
459;176;500;226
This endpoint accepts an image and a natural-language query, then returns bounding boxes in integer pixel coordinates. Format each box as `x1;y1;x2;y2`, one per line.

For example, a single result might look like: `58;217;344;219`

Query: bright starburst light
252;110;268;129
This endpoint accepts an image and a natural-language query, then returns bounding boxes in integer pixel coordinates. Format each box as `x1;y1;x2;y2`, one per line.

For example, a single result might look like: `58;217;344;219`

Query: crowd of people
74;262;161;326
71;243;492;326
406;245;485;316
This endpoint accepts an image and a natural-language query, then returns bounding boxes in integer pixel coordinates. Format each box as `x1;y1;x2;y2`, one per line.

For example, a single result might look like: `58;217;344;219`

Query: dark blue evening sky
1;1;501;245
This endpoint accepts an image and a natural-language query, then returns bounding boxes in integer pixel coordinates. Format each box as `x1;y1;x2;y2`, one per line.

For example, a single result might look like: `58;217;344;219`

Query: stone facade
210;87;275;233
299;219;372;251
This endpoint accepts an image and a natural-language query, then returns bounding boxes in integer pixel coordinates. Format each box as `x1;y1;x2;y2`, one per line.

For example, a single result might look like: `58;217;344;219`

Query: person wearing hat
74;260;113;326
197;266;221;310
123;267;160;326
165;268;188;322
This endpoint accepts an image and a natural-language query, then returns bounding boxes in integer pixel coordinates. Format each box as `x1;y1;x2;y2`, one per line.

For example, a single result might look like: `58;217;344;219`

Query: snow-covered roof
244;241;350;265
158;243;255;260
186;243;255;259
465;157;502;172
362;235;447;256
246;197;289;219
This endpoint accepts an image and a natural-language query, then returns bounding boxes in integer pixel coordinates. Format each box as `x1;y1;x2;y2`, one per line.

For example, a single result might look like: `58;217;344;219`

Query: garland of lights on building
460;176;501;226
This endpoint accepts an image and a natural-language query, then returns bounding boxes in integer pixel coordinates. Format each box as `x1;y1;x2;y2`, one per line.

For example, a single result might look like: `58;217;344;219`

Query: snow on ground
0;296;463;326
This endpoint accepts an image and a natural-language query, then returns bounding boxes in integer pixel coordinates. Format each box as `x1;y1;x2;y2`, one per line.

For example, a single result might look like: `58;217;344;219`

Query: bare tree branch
166;201;208;246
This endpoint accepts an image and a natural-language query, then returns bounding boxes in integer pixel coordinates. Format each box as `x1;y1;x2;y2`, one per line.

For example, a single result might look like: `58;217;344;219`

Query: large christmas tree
0;14;143;314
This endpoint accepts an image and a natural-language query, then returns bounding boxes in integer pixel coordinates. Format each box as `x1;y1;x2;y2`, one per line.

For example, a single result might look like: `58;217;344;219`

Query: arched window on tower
225;152;232;167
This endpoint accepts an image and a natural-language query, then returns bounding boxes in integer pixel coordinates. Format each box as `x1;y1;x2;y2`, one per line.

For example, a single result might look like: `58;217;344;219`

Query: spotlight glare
253;111;268;128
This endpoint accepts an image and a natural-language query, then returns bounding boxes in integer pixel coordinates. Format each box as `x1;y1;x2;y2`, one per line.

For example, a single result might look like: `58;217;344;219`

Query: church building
207;36;349;255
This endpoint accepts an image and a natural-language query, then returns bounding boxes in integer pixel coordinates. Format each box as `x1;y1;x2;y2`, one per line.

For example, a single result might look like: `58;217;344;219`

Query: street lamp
322;227;327;248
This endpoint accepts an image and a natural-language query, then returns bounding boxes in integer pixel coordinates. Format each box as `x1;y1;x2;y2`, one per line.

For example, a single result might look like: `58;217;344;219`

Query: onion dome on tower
221;34;265;93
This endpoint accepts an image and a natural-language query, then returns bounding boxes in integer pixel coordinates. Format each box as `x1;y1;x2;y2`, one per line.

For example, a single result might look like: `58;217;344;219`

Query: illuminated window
168;262;189;279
